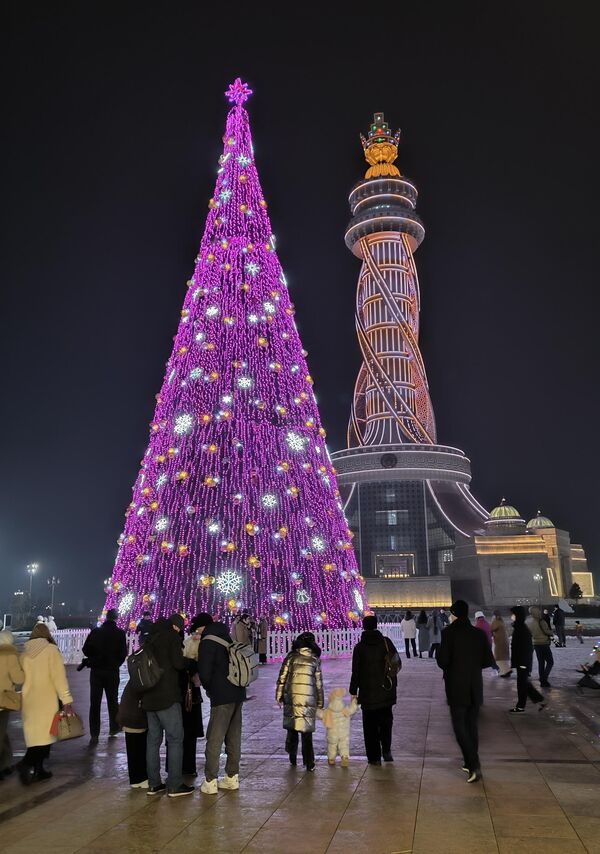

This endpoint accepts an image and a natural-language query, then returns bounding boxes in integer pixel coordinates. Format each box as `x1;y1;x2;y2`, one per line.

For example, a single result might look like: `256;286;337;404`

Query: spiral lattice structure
345;174;436;447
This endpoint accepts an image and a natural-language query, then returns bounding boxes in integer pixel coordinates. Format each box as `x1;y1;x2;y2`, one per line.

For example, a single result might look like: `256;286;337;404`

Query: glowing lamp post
48;576;60;611
26;562;39;603
533;573;543;604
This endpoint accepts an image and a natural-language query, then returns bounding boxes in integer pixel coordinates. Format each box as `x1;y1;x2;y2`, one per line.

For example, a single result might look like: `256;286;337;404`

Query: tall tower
332;114;488;604
346;113;435;448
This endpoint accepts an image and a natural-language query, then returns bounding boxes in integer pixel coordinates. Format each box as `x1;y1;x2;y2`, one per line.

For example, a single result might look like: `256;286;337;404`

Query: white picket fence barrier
55;623;409;665
54;629;138;665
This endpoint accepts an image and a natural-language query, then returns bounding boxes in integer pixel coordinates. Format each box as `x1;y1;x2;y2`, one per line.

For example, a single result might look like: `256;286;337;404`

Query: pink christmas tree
103;80;366;630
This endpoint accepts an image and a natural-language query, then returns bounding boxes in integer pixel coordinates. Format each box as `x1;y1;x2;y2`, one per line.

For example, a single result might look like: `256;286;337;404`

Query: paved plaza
1;639;599;853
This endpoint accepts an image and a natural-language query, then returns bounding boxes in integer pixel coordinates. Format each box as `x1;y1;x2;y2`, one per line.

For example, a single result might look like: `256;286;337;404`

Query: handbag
50;711;85;741
0;689;21;711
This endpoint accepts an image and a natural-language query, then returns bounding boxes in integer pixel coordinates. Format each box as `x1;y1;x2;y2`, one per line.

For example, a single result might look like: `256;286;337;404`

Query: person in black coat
82;609;127;744
436;600;496;783
349;614;399;765
198;621;246;793
509;606;546;713
116;680;148;788
552;606;566;647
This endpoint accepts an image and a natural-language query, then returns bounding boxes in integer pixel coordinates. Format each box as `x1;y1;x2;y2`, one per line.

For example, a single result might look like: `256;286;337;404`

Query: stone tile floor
0;637;599;853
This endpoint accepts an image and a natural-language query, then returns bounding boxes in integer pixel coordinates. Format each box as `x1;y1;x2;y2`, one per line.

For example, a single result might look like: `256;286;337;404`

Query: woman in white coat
400;611;417;659
19;623;73;784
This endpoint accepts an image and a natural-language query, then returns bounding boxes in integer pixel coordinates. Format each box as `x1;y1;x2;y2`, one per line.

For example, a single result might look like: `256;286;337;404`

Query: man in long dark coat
437;600;495;783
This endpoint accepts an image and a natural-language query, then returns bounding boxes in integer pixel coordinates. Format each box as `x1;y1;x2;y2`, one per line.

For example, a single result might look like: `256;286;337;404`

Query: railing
55;624;408;665
54;629;138;665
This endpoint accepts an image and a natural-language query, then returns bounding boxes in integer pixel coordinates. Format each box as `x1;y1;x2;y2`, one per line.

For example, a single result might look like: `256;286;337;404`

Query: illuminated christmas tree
103;79;366;630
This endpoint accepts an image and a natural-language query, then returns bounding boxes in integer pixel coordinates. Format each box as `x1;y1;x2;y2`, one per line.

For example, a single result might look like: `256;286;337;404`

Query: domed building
450;500;594;606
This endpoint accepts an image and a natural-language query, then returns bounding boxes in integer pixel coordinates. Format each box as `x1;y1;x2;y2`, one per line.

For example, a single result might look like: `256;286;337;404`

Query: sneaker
108;729;121;737
32;769;52;783
218;774;239;790
168;784;194;798
461;766;470;773
306;763;316;772
88;736;99;747
382;752;394;762
340;756;349;767
288;754;297;767
200;778;218;795
130;780;149;789
538;702;547;712
499;671;513;678
146;783;166;796
368;760;382;766
467;769;482;783
509;707;525;713
327;758;336;766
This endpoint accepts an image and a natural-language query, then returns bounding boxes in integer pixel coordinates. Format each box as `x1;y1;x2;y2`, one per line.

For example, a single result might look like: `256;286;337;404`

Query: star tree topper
225;78;253;106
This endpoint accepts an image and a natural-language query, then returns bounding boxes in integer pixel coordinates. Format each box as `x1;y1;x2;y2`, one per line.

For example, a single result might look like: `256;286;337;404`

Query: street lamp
26;563;39;603
533;573;543;604
48;576;60;611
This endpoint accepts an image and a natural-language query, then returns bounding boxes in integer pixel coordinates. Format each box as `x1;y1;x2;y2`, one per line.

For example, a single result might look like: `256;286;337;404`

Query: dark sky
3;4;599;611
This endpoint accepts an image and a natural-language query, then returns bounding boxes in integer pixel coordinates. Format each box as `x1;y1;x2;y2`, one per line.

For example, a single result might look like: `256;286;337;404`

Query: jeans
362;706;393;763
125;731;148;784
0;710;12;772
204;702;242;782
450;705;480;772
517;667;544;708
89;669;120;737
146;703;184;791
286;730;314;767
404;638;417;658
534;645;554;685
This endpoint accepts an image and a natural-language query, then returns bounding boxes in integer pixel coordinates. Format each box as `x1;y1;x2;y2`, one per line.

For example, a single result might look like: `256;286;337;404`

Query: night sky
3;5;599;612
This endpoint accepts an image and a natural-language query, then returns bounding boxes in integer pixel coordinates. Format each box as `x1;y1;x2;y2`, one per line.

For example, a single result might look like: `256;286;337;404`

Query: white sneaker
130;780;149;789
218;774;239;790
200;778;218;795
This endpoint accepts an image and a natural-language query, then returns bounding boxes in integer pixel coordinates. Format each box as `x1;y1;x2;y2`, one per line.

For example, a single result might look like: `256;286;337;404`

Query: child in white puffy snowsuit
317;687;357;766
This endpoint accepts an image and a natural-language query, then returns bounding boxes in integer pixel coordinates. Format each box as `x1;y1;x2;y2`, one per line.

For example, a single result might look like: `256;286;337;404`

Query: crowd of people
0;601;593;794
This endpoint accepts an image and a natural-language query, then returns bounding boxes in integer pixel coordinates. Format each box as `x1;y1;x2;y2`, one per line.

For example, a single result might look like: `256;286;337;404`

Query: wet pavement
1;638;599;853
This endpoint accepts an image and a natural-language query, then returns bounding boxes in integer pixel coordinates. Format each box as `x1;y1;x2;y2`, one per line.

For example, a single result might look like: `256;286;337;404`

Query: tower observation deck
332;114;488;593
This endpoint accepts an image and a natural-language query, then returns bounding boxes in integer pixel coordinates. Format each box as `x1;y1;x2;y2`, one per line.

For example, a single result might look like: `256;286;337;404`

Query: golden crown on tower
360;112;401;179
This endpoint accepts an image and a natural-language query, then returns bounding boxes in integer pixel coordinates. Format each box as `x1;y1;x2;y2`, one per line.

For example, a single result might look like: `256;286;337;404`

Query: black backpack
126;645;163;692
383;637;401;689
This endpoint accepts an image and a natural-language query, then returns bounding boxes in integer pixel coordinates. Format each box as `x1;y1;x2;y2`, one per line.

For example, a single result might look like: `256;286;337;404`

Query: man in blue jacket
198;621;246;794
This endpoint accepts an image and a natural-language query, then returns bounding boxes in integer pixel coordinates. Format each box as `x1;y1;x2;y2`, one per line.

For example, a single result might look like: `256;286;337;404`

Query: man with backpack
198;621;249;794
82;608;127;745
141;615;194;798
349;614;400;765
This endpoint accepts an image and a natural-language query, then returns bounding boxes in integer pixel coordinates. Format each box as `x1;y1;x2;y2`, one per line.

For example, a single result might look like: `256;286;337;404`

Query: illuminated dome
527;510;554;529
489;498;521;520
